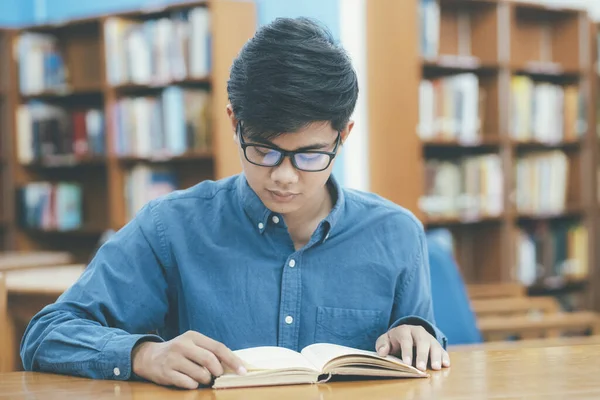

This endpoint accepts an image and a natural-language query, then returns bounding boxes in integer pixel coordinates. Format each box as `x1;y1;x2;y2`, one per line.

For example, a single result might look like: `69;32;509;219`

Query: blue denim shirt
21;173;446;381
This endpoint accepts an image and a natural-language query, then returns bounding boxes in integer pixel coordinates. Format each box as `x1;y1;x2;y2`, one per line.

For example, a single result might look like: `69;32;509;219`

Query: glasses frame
237;121;341;172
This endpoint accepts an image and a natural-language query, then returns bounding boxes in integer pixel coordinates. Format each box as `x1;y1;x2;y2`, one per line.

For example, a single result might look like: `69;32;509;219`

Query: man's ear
226;104;238;141
341;120;355;144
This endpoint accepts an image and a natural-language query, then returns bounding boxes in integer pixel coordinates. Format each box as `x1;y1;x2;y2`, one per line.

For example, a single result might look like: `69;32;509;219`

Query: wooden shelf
21;16;101;33
516;207;583;222
116;151;213;164
423;137;500;148
20;85;103;100
22;227;107;237
422;137;501;158
509;1;583;15
113;77;211;94
511;63;582;80
425;214;503;227
440;0;499;6
21;156;107;169
422;56;499;75
118;0;209;19
512;139;582;151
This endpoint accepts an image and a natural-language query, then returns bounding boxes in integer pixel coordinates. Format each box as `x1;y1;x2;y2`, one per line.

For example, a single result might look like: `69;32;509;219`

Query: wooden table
2;341;600;399
0;252;73;272
1;264;85;372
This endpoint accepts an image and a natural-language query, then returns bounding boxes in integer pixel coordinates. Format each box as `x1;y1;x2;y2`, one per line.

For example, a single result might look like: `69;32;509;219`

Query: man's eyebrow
249;137;332;151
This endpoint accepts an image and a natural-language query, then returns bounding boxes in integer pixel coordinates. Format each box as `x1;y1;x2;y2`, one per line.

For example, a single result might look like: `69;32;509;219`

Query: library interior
3;0;600;398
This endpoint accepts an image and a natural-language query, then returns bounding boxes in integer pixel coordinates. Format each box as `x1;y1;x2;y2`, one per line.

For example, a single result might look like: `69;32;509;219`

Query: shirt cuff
389;315;448;349
100;334;164;381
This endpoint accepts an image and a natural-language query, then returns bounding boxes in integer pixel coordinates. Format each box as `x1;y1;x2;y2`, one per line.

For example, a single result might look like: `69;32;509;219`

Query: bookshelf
6;1;256;262
368;0;597;311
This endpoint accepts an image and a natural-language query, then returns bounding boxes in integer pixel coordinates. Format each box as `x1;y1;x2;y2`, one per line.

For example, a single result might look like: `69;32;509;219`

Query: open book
213;343;428;389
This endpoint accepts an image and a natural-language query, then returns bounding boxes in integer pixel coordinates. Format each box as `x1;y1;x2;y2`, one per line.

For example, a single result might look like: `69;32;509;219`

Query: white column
339;0;370;191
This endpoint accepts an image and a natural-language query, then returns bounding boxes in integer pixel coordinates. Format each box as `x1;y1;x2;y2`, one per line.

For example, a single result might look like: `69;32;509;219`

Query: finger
413;330;431;372
205;341;247;375
183;345;224;377
166;370;199;390
175;357;214;385
442;350;451;368
188;332;247;375
390;327;414;366
375;332;391;357
429;341;442;370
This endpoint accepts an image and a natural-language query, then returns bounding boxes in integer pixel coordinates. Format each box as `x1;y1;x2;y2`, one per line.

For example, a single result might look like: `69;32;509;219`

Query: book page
232;346;318;373
300;343;406;372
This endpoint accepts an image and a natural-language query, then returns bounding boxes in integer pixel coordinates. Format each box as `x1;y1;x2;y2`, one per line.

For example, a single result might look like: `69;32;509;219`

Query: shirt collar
236;173;345;240
237;173;272;234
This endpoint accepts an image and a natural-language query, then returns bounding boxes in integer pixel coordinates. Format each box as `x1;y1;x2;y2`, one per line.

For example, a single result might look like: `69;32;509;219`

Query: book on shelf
515;151;569;215
510;76;586;143
114;86;211;157
16;101;105;164
104;6;210;86
16;32;67;95
515;223;588;287
418;73;486;145
19;182;83;231
421;154;503;220
125;165;177;221
419;0;440;60
212;343;427;389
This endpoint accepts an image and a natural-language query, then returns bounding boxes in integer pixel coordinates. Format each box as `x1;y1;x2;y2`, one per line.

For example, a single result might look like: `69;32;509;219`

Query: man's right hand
132;330;247;389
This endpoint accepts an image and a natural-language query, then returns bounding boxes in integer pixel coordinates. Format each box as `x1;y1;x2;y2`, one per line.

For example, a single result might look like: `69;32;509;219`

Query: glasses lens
294;153;330;171
245;146;282;166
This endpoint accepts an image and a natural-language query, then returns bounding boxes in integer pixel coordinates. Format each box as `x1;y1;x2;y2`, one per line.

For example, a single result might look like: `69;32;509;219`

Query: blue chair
426;229;483;345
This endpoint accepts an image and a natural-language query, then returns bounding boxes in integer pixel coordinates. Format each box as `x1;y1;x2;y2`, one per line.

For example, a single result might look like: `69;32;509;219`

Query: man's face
227;106;351;216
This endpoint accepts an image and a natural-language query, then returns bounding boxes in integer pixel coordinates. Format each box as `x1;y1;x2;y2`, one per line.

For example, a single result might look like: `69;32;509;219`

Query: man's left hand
375;325;450;372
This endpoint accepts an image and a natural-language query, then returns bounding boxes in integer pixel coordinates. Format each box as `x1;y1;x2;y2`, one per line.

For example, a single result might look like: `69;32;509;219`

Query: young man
21;17;449;389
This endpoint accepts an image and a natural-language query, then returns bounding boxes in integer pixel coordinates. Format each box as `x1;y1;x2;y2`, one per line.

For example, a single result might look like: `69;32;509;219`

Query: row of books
19;182;83;231
17;33;67;95
125;165;177;221
418;73;485;144
421;154;503;220
515;151;569;215
515;223;588;287
511;76;586;143
113;86;211;157
16;102;105;164
16;6;210;94
104;7;210;85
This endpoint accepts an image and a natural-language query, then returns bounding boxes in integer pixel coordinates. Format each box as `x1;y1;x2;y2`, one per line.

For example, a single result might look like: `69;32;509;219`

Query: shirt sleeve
388;221;448;349
20;201;170;380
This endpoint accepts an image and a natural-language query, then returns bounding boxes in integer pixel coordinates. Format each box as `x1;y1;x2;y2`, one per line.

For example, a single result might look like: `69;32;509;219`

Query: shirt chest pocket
314;306;387;351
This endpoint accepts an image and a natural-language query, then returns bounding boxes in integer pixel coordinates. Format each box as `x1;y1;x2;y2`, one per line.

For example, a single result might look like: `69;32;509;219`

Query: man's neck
283;183;333;249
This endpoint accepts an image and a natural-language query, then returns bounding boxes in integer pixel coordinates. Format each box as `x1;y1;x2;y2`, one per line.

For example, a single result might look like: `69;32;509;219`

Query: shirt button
113;367;121;377
285;315;294;324
258;222;264;230
272;216;280;224
288;259;296;268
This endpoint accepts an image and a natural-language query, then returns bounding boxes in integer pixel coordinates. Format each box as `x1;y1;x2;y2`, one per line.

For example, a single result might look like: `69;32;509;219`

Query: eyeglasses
237;121;341;172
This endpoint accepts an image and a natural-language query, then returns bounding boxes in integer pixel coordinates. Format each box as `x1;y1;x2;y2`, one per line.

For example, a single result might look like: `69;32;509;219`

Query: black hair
227;17;358;140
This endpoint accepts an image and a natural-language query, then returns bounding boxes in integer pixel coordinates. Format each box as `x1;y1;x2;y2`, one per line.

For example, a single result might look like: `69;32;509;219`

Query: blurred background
2;0;600;372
